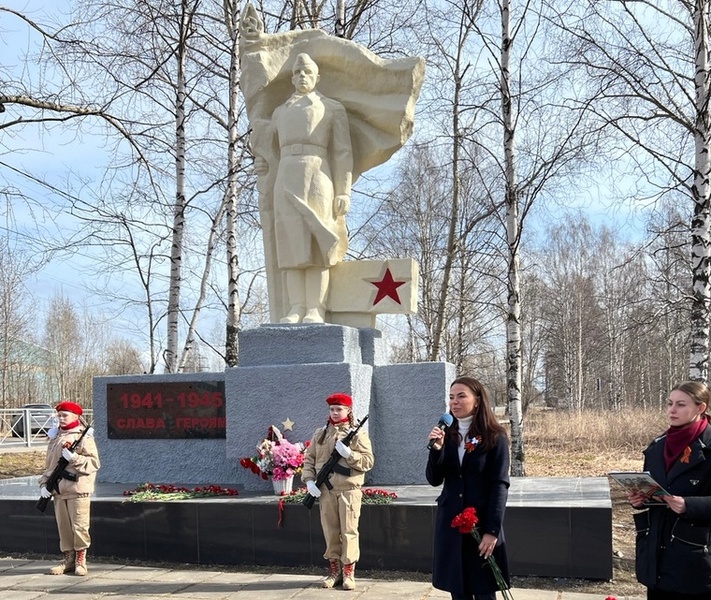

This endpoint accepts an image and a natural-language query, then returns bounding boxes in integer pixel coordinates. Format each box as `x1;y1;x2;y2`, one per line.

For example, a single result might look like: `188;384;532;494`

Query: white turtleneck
457;415;474;463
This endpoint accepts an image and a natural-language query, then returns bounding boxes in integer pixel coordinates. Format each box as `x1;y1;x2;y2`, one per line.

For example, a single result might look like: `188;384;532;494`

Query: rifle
36;418;91;513
303;415;368;510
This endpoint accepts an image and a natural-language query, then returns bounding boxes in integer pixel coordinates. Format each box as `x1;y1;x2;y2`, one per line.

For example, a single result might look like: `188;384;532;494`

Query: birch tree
223;0;243;367
164;0;193;373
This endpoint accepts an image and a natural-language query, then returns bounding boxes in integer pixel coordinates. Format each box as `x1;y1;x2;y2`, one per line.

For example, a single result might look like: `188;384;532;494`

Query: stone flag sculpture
240;3;425;327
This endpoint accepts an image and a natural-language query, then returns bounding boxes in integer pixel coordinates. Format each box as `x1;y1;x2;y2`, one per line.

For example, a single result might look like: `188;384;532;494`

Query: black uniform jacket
426;431;510;596
635;422;711;594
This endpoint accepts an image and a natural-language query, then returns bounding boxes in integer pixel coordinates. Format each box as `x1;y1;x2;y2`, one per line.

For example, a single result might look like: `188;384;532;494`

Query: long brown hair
445;376;507;451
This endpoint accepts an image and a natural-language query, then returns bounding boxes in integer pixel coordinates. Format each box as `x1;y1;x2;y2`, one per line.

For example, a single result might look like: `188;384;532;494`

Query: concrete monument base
93;324;454;490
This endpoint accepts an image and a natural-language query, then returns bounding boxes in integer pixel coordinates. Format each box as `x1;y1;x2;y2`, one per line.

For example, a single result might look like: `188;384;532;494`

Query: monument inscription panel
106;381;226;439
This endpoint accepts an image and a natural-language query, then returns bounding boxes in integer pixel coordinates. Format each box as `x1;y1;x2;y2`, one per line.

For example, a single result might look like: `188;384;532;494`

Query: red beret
55;401;83;416
326;393;352;407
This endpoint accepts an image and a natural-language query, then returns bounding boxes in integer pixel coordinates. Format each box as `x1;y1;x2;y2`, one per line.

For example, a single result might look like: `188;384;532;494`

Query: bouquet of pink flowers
240;425;308;481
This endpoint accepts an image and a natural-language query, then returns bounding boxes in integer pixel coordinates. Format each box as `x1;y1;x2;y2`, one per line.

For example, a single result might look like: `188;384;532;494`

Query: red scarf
61;420;80;431
664;416;708;471
329;417;350;426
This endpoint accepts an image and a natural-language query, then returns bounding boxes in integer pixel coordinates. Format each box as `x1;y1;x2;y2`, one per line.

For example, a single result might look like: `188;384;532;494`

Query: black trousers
451;594;496;600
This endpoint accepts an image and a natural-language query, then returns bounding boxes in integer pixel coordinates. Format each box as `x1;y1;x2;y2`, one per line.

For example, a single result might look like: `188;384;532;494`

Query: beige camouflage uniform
302;421;374;564
40;425;100;558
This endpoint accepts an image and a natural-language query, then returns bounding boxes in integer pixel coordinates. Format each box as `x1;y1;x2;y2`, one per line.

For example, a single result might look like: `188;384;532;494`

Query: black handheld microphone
427;413;454;450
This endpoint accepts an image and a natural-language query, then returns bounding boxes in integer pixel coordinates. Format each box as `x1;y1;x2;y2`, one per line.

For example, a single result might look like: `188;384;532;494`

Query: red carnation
451;506;478;534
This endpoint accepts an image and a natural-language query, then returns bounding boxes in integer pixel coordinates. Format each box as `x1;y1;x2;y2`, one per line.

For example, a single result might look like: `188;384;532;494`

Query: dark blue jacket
635;422;711;594
426;431;510;596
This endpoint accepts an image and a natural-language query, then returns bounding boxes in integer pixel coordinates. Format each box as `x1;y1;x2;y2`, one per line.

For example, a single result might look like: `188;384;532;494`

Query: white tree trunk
224;0;241;367
165;0;190;373
501;0;525;476
690;1;711;382
336;0;346;37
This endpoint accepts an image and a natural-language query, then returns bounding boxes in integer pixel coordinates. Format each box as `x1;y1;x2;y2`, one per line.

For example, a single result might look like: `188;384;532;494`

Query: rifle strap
331;463;351;477
58;470;78;482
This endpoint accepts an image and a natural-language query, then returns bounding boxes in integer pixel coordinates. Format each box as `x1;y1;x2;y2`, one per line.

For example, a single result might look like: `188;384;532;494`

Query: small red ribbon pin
681;447;692;464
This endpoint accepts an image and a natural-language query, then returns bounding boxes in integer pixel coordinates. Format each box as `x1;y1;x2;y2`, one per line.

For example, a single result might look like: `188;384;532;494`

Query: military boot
322;559;342;588
342;562;356;590
74;549;88;576
49;551;75;575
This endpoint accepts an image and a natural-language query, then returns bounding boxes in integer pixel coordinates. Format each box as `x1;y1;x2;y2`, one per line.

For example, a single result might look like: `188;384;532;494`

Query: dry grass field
0;408;669;596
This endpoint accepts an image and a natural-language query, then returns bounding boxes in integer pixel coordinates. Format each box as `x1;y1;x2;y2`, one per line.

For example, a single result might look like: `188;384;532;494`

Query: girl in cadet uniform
302;392;374;591
39;401;100;577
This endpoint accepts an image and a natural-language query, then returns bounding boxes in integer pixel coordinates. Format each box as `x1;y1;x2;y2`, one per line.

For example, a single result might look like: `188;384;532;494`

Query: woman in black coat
426;376;511;600
630;380;711;600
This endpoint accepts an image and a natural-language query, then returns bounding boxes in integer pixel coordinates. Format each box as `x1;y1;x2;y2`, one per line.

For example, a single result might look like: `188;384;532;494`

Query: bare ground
0;448;644;596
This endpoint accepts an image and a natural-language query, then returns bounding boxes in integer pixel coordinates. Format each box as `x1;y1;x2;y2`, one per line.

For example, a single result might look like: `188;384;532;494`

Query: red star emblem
370;268;406;306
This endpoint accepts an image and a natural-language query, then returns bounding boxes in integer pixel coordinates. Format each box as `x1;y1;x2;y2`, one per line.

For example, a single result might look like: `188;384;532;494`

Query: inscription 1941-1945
106;381;226;440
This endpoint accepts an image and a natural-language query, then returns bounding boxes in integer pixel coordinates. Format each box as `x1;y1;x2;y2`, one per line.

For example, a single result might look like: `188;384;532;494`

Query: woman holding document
630;381;711;599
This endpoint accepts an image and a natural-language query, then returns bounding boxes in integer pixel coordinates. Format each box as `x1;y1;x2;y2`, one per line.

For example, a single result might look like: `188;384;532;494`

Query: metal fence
0;407;94;447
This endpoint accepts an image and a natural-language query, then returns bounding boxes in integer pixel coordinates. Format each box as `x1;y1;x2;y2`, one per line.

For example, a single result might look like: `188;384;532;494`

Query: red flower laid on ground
123;482;239;501
280;487;398;504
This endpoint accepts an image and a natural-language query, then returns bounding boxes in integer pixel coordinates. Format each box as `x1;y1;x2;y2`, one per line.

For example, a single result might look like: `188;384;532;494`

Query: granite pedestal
94;324;455;491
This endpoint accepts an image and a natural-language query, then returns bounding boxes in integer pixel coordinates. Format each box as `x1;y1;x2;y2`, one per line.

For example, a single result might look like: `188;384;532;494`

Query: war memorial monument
0;3;613;580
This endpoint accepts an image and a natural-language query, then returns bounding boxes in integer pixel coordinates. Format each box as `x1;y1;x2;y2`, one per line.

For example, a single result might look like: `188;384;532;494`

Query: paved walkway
0;557;642;600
